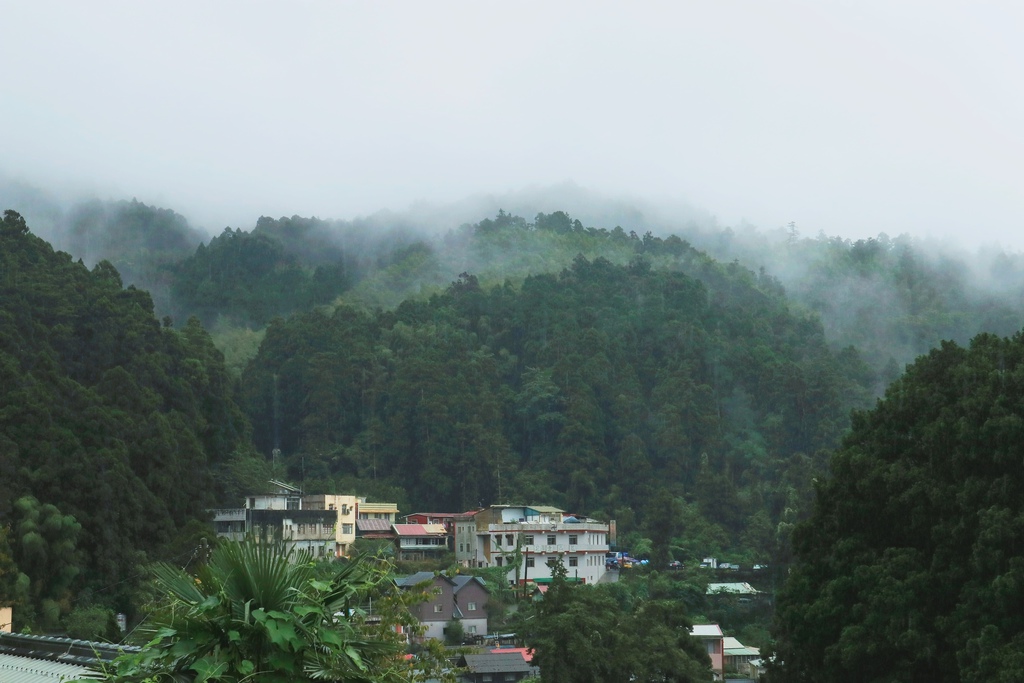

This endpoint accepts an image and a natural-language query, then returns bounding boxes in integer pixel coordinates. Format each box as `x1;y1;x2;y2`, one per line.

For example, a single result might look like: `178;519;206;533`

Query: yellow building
211;482;398;559
357;500;398;523
302;494;358;556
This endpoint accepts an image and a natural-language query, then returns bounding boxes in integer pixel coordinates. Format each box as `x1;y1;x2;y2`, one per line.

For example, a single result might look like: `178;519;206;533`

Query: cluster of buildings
211;481;613;588
209;481;763;681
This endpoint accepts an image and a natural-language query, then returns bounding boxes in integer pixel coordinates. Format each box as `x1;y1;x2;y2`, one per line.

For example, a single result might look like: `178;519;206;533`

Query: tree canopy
0;210;257;628
241;250;874;565
773;331;1024;682
524;558;711;682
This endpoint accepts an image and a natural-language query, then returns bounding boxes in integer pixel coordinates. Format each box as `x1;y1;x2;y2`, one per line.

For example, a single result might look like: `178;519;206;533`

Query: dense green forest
4;188;1024;678
0;210;258;628
772;331;1024;682
241;247;873;555
8;183;1021;390
683;224;1024;392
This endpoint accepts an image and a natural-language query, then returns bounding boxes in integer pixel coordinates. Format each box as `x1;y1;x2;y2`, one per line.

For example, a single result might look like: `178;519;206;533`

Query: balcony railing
486;522;608;532
210;509;246;521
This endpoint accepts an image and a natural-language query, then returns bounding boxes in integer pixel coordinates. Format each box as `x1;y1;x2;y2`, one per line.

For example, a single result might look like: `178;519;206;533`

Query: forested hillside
241;249;874;561
682;224;1024;391
7;179;1021;397
773;330;1024;682
0;211;257;628
4;190;1024;648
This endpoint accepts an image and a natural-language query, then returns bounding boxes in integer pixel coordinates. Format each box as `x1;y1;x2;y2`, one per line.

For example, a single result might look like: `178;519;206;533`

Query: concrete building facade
455;505;610;586
211;481;395;558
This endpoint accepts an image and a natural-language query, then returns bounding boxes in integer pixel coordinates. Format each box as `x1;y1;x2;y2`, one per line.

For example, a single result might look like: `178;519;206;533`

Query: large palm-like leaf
94;540;406;683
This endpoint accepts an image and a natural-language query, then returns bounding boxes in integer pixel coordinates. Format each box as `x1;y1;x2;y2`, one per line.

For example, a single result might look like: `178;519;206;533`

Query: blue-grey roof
395;571;439;587
452;575;488;593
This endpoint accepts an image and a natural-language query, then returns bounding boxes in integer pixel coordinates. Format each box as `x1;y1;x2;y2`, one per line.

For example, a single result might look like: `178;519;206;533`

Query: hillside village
208;480;766;681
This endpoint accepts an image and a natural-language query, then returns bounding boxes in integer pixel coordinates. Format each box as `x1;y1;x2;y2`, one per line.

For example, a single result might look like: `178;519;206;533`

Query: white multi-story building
454;505;610;586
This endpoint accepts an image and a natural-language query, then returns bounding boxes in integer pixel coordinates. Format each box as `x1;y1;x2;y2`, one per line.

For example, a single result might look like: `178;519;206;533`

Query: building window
496;556;503;567
569;556;578;567
342;523;353;535
506;534;514;546
459;543;464;552
526;557;535;568
495;535;502;546
434;604;443;613
467;602;477;611
524;534;534;545
467;625;477;634
297;524;306;534
569;534;578;545
547;535;556;545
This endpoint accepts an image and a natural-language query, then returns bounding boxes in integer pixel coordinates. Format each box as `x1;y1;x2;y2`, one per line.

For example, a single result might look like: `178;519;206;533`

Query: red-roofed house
403;512;457;532
393;524;449;561
403;513;457;550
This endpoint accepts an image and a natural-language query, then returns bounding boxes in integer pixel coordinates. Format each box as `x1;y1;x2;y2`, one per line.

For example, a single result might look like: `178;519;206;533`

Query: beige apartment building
211;481;394;558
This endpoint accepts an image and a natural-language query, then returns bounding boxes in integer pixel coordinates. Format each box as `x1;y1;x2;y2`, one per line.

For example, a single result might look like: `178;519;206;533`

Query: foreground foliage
523;560;711;682
773;332;1024;682
95;541;423;683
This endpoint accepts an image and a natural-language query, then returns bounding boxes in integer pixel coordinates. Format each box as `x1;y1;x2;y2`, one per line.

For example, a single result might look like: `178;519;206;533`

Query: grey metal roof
461;652;536;674
0;630;136;682
395;571;439;587
452;575;488;593
0;652;98;682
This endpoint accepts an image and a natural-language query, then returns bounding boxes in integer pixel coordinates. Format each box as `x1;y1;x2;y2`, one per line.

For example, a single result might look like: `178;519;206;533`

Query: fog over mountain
2;2;1022;251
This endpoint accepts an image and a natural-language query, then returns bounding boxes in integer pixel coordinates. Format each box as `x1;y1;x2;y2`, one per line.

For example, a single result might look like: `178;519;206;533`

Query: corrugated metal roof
461;652;536;674
393;524;446;536
0;653;97;682
356;519;392;532
691;624;723;638
707;582;758;595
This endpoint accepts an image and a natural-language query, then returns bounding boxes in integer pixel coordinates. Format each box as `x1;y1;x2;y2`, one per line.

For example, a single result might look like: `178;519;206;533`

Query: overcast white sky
2;1;1022;249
